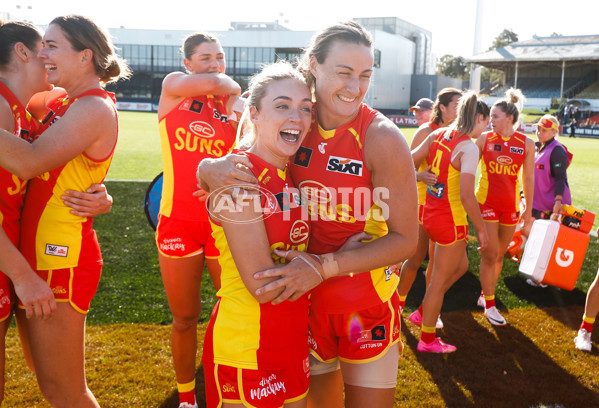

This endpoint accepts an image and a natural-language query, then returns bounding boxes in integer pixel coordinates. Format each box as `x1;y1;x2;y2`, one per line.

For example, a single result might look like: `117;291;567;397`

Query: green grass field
4;111;599;407
110;111;599;230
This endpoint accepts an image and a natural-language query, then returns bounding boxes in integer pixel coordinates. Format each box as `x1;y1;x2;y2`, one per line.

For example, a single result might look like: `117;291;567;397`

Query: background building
104;17;431;112
469;34;599;136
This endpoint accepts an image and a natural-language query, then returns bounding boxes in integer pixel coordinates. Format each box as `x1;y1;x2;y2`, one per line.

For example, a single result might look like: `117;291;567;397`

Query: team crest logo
497;155;513;165
189;121;215;138
289;220;310;244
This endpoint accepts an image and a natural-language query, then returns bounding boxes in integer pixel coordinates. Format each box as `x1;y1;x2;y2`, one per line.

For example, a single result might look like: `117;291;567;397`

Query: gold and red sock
177;379;196;406
421;325;436;344
398;295;407;311
581;314;595;333
484;294;496;309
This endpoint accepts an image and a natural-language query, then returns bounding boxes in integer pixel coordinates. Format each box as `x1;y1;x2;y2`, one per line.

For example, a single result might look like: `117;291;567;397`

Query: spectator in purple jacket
532;115;571;220
528;115;571;287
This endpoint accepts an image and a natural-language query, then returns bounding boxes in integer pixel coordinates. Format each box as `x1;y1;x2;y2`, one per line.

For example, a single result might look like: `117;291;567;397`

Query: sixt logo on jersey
326;156;363;176
510;146;524;155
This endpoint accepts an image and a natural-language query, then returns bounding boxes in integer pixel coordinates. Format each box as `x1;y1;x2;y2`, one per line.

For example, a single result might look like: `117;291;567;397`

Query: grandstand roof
468;34;599;69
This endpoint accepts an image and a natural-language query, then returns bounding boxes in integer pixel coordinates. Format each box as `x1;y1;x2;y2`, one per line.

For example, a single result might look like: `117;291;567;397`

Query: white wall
369;30;415;110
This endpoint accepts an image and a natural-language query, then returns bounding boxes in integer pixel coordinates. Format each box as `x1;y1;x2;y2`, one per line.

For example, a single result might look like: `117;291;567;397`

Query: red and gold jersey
159;95;236;221
0;82;37;244
208;150;310;370
20;89;116;270
290;103;396;314
417;121;441;205
422;128;470;229
476;131;527;212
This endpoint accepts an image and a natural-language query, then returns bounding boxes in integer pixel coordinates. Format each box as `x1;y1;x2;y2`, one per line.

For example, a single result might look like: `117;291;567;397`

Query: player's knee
172;315;200;332
481;247;499;263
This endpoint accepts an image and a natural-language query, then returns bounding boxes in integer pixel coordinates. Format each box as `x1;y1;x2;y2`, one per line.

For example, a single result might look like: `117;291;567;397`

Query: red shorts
18;264;102;314
155;214;219;258
479;203;519;225
0;272;13;321
309;292;401;364
0;223;19;321
425;223;469;246
203;358;310;408
418;204;424;225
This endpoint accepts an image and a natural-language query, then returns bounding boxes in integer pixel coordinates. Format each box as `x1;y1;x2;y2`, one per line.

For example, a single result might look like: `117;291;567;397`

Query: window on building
374;49;381;68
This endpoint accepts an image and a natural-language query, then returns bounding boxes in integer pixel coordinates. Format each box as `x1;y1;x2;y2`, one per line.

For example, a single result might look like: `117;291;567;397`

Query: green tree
437;54;470;80
481;29;519;92
489;29;519;50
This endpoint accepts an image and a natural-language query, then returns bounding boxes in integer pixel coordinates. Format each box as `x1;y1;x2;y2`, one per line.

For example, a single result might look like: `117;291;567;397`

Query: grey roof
468;34;599;66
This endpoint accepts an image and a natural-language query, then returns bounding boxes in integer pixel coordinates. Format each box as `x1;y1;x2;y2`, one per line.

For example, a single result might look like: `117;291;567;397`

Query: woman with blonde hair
531;114;571;219
475;88;535;324
202;60;314;408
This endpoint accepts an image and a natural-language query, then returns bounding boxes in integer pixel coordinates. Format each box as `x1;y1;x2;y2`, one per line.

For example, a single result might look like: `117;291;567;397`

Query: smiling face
440;94;461;125
37;23;88;90
183;41;225;75
413;108;432;126
249;78;313;169
310;40;373;129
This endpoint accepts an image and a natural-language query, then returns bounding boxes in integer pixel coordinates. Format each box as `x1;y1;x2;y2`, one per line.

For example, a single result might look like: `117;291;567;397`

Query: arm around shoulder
329;117;418;275
0;95;116;180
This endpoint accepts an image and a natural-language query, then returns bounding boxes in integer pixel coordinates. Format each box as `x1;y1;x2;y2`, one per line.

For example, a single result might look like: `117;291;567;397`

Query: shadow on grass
504;275;588;329
404;269;485;313
402;311;599;407
159;366;208;408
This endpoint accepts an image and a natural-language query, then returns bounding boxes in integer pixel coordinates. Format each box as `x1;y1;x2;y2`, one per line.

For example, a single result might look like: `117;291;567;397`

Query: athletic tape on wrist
322;253;339;279
296;255;324;282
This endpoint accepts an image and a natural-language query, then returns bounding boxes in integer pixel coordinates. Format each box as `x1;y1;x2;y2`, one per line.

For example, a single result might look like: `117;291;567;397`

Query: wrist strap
322;253;339;279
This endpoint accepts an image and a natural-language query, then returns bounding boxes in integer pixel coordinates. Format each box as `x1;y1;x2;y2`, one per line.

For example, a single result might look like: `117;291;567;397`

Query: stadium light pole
470;0;483;93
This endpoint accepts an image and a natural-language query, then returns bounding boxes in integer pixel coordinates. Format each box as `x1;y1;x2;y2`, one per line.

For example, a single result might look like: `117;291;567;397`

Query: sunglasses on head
537;118;558;131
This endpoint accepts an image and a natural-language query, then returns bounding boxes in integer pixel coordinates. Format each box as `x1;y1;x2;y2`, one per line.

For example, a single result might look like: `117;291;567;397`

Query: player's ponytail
493;87;525;128
455;91;490;135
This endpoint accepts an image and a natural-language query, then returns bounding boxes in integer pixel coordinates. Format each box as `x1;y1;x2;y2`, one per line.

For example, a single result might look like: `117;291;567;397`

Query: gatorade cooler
519;219;589;290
